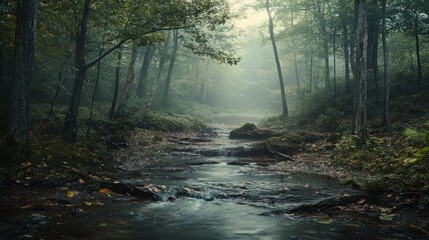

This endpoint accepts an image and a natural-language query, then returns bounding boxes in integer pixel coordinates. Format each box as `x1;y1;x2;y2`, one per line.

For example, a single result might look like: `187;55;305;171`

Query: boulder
229;123;277;140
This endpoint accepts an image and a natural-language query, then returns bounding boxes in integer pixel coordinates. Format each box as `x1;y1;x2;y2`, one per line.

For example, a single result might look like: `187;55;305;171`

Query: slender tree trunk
323;34;330;94
373;34;380;106
291;11;300;92
414;15;422;89
309;54;313;93
314;2;330;94
147;38;170;111
367;0;380;105
356;0;368;140
333;28;337;107
381;0;389;127
294;54;300;90
62;0;91;143
136;44;155;98
7;0;38;155
86;45;104;139
351;0;360;133
109;48;123;119
266;0;288;117
350;0;359;81
49;63;65;116
116;45;138;117
339;0;351;93
162;30;179;108
0;48;2;86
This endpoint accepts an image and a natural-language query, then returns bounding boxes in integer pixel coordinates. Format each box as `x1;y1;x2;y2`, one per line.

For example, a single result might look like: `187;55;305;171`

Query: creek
1;123;426;239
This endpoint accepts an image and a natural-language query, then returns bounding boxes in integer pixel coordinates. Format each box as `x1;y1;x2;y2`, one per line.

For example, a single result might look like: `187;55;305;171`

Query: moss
131;111;208;132
265;134;303;156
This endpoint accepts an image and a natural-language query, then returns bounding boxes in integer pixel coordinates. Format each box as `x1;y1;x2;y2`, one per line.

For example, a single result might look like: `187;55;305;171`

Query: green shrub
130;111;207;132
316;108;344;132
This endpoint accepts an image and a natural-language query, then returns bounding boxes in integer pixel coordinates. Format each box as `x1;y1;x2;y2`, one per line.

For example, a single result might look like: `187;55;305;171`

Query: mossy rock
229;123;277;140
265;134;303;156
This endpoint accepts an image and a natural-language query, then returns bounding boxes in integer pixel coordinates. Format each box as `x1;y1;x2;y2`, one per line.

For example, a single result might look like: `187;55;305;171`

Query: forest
1;0;429;239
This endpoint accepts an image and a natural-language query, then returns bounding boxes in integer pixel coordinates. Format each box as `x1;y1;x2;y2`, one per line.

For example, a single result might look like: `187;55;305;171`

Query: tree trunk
49;63;65;116
355;0;368;140
147;38;170;111
7;0;37;155
162;30;179;108
0;48;2;86
309;54;313;93
350;0;359;81
86;45;104;139
367;0;379;105
414;15;422;89
116;45;138;117
381;0;389;127
314;2;330;94
339;0;351;93
294;54;300;90
109;48;123;119
291;11;300;92
62;0;91;143
351;0;360;134
333;28;337;107
196;63;204;101
61;0;129;142
266;0;288;117
323;33;330;94
136;44;155;98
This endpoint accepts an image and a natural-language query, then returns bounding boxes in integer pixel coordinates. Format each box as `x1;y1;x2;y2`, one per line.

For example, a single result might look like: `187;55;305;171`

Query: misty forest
1;0;429;239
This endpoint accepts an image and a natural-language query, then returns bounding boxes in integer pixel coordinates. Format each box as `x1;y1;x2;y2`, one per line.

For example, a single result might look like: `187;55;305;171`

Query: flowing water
1;123;427;239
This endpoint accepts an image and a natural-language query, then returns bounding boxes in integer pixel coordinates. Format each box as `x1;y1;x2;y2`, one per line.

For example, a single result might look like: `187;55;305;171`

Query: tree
162;30;180;108
355;0;368;139
6;0;38;155
147;38;171;111
381;0;389;127
367;0;380;105
62;0;129;142
136;44;155;98
116;45;138;117
87;44;104;139
61;0;239;142
392;0;427;89
265;0;288;117
109;48;123;119
339;0;351;93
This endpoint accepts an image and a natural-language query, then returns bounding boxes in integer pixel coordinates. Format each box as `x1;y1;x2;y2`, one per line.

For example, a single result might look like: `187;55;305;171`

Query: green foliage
334;122;429;204
418;196;429;209
130;111;208;132
259;115;297;129
315;108;345;132
404;125;429;146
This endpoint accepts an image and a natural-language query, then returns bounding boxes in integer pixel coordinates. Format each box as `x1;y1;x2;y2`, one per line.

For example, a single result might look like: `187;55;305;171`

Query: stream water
1;124;427;239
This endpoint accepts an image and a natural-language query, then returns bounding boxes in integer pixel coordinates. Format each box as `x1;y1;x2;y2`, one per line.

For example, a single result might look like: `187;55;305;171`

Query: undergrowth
333;121;429;208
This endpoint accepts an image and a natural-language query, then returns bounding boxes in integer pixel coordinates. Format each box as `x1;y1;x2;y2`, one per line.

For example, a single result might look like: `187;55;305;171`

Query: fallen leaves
317;218;334;224
99;188;112;196
22;162;32;167
67;191;78;198
379;213;395;221
21;204;32;209
83;201;104;206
